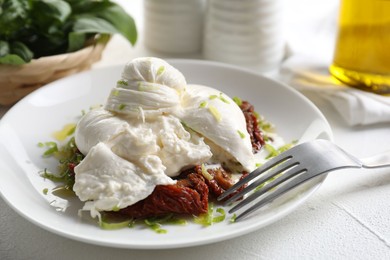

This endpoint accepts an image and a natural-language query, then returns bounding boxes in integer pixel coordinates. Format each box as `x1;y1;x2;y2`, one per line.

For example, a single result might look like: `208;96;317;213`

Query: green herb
117;79;128;86
100;219;134;230
51;186;75;198
42;188;49;195
210;93;230;104
39;137;84;189
232;96;242;106
194;204;226;226
118;104;126;110
144;219;167;234
41;168;65;183
112;89;119;96
201;164;213;181
230;213;237;223
219;93;230;104
40;142;59;157
143;214;187;233
278;140;298;153
199;101;207;108
265;141;297;159
213;208;226;223
156;65;165;76
208;105;222;122
237;130;246;139
0;0;137;65
111;205;121;212
194;204;214;226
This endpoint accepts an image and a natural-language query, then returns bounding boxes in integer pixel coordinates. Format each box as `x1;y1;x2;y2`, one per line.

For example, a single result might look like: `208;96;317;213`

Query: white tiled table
1;1;390;259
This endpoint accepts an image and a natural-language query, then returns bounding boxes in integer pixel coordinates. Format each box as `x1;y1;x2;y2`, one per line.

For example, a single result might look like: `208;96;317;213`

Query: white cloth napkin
279;0;390;126
279;56;390;125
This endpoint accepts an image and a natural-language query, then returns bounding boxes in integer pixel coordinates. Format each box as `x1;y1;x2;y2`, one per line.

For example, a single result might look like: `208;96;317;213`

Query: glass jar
329;0;390;94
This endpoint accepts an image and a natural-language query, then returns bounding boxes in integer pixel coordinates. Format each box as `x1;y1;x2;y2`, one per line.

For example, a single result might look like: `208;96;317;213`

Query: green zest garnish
208;105;222;122
201;164;213;181
265;144;278;159
118;104;126;110
194;204;226;226
112;205;121;212
237;130;246;139
51;186;75;198
194;204;213;226
265;141;297;159
199;101;207;108
254;111;260;119
233;96;242;106
117;79;128;86
157;65;165;76
39;142;59;157
209;93;230;104
213;208;226;223
144;219;167;234
219;93;230;104
98;213;188;232
42;188;49;195
112;90;120;96
39;137;84;189
144;214;187;233
230;213;237;223
100;219;135;230
41;169;65;182
278;140;298;153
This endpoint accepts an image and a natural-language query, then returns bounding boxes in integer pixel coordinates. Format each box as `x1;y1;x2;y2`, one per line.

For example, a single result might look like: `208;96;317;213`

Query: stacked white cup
203;0;286;73
144;0;205;54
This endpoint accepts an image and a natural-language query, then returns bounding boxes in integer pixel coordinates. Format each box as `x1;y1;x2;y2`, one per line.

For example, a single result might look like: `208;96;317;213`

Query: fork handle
361;150;390;169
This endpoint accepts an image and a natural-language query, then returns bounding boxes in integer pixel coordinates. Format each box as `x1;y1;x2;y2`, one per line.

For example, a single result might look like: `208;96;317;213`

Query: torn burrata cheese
74;57;255;216
178;84;254;171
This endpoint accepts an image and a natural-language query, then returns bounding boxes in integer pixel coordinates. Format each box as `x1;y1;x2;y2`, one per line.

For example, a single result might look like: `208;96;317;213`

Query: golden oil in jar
329;0;390;94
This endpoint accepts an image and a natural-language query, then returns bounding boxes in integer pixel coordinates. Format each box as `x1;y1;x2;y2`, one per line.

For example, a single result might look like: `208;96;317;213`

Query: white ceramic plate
0;60;332;249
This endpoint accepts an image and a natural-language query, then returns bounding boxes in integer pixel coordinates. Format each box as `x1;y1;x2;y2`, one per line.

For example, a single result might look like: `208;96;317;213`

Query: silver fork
218;139;390;221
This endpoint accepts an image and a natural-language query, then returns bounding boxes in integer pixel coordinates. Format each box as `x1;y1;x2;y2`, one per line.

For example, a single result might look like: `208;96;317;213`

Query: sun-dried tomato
240;100;265;152
117;173;209;218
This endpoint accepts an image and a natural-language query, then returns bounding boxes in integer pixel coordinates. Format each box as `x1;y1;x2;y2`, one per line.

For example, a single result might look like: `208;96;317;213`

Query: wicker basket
0;36;109;106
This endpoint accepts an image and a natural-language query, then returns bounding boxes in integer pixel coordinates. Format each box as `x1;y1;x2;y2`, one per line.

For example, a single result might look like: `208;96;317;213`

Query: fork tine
232;168;320;222
228;165;306;213
217;153;293;201
222;160;299;206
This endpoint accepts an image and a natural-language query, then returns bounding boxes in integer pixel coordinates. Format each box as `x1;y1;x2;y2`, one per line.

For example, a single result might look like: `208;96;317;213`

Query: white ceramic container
144;0;205;54
203;0;286;73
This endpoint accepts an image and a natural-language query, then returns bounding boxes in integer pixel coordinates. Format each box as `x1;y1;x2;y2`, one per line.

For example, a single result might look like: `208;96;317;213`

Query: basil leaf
0;40;32;64
67;0;112;14
32;0;71;24
10;41;33;62
94;5;137;46
67;32;86;52
0;54;26;65
0;0;31;39
69;2;137;45
73;15;119;35
0;40;10;57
